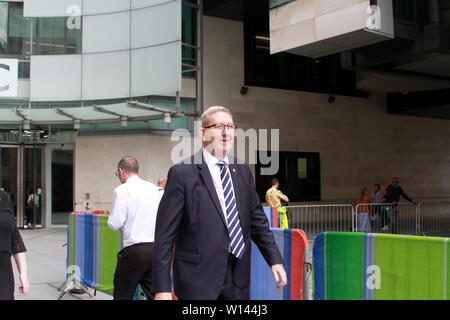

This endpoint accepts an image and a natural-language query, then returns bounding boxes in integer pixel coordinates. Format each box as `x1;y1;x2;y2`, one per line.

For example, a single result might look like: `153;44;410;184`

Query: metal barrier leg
57;279;75;300
303;246;312;300
57;280;94;299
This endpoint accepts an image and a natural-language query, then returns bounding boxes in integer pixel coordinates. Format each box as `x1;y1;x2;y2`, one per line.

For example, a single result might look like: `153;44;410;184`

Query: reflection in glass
1;2;82;57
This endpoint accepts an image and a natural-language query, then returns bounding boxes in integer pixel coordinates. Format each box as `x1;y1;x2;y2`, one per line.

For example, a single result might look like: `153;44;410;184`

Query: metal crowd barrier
354;202;418;235
417;201;450;236
286;201;450;238
286;204;354;243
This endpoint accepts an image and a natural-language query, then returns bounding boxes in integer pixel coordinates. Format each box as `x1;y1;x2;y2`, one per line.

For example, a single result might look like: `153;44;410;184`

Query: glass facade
0;1;195;77
182;2;196;77
0;0;195;133
34;17;82;55
0;2;82;57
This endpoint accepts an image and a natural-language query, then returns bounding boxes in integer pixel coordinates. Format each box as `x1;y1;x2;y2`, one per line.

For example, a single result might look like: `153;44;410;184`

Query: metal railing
285;201;450;240
417;201;450;236
286;204;354;243
354;202;418;235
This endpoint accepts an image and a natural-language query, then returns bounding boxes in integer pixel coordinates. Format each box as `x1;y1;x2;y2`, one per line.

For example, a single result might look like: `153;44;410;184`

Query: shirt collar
126;175;139;183
202;148;229;168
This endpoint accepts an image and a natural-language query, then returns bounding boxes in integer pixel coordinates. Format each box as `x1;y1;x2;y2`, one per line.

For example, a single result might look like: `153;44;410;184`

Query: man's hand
155;292;173;300
271;264;287;289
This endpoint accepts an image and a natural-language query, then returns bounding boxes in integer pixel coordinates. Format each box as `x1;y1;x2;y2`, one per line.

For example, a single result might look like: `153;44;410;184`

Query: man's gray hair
200;106;233;127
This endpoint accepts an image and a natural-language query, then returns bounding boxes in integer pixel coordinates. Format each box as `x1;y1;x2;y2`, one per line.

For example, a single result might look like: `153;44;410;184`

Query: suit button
223;250;228;254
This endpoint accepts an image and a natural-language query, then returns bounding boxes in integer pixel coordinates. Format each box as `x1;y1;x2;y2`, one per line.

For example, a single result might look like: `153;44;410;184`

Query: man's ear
200;127;206;141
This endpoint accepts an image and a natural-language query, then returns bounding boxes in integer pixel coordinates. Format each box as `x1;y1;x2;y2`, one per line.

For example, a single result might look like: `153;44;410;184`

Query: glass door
0;146;19;220
50;146;74;225
23;145;44;228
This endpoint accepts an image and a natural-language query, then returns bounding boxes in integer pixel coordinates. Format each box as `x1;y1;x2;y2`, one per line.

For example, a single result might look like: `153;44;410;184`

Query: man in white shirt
108;156;161;300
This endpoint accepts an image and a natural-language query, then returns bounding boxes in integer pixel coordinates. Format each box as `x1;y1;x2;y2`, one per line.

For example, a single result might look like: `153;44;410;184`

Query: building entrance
49;145;74;225
0;145;19;219
23;145;44;228
0;144;45;228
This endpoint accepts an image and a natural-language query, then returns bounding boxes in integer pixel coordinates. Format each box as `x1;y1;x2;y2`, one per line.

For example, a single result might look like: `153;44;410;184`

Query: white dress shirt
108;175;162;248
202;148;237;227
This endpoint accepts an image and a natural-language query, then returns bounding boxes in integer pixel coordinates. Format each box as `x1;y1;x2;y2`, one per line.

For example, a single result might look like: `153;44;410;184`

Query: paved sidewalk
12;228;112;300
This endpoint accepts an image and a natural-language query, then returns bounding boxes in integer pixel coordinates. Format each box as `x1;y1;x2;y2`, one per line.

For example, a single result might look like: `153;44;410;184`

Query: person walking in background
380;185;390;232
371;184;384;230
152;106;287;300
25;189;39;229
386;177;416;234
265;178;290;228
0;189;29;300
157;178;166;192
356;187;372;233
108;156;162;300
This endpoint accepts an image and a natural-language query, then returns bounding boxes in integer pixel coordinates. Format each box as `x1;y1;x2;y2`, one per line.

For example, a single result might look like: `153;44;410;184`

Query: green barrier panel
313;232;450;300
67;213;122;295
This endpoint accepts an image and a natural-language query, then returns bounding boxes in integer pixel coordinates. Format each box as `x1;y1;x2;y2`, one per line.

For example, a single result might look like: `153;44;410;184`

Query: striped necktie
217;161;245;259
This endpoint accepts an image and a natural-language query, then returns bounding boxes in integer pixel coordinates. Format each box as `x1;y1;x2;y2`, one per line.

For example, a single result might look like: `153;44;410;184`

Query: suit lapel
197;160;228;229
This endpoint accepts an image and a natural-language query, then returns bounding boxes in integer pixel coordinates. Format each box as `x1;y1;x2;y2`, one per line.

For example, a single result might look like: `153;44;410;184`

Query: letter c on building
0;63;11;92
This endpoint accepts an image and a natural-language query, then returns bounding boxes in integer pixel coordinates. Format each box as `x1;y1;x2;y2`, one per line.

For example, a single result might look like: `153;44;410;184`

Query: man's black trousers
113;242;154;300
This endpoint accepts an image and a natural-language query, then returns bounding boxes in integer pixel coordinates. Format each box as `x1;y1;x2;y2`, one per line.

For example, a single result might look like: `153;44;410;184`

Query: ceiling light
121;116;128;128
164;113;171;124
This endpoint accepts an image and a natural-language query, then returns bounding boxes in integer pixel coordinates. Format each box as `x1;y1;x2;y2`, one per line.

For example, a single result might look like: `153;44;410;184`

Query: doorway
255;151;321;203
0;145;19;219
23;145;44;228
0;144;44;228
47;144;74;226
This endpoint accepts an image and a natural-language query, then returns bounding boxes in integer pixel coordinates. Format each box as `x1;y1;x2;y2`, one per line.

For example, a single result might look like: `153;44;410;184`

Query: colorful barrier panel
67;212;122;295
250;228;308;300
263;206;279;228
72;210;109;215
313;232;450;300
67;211;308;299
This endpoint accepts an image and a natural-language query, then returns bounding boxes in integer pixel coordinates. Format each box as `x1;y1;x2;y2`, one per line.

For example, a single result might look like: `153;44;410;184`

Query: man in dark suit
152;106;287;300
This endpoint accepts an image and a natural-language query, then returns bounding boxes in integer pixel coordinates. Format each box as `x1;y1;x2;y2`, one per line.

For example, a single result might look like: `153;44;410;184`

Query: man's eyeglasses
203;123;237;131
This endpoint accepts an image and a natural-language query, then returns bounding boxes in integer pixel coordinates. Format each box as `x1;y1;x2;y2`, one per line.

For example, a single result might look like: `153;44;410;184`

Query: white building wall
74;134;174;212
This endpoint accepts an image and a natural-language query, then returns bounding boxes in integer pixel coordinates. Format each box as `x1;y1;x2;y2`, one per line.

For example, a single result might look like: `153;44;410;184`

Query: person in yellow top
265;178;290;228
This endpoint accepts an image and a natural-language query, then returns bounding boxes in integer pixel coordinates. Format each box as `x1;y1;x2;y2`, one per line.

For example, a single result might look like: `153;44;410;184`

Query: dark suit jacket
152;151;284;299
